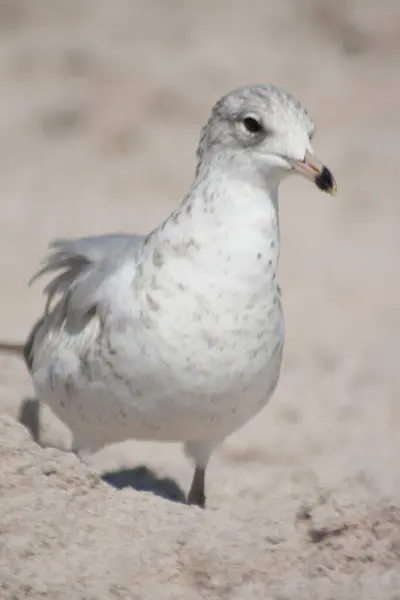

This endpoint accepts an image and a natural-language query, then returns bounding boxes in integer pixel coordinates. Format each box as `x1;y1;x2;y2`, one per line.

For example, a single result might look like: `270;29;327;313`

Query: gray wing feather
31;232;145;319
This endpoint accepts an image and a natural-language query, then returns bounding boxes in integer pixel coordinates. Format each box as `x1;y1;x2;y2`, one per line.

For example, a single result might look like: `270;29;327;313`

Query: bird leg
187;466;206;508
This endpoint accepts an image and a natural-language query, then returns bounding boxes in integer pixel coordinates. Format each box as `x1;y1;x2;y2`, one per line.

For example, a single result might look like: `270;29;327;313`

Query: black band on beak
315;166;335;193
294;151;337;195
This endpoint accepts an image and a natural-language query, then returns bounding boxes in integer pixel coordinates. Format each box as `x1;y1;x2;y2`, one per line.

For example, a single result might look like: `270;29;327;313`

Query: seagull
0;84;336;508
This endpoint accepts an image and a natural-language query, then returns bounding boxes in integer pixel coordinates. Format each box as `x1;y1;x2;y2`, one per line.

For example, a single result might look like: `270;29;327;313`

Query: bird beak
294;150;337;195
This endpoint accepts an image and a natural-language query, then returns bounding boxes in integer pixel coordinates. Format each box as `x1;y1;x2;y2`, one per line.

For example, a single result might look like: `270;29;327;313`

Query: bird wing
31;232;144;316
24;233;145;369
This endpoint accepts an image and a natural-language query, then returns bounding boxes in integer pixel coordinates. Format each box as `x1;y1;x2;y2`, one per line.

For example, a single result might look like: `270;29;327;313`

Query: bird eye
243;116;263;134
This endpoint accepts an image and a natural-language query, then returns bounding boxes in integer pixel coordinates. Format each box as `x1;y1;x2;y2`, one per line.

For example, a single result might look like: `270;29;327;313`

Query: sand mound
1;416;399;599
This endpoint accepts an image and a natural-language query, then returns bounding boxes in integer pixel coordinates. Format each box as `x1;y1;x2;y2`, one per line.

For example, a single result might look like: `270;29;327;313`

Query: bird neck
139;161;282;322
148;158;281;289
195;150;283;201
186;157;281;252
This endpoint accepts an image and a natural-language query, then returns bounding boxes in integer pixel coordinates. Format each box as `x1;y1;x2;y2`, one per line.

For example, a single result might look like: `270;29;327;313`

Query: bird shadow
18;396;40;443
18;396;187;504
102;466;186;504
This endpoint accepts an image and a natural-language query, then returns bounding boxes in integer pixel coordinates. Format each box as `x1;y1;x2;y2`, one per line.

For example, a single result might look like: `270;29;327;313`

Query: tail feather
0;342;24;354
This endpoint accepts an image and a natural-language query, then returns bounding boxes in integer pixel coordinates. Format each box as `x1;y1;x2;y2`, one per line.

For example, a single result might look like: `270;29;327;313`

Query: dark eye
243;116;263;134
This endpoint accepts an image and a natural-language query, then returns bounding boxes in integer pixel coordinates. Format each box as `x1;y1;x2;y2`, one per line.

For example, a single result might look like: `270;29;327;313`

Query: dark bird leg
187;466;206;508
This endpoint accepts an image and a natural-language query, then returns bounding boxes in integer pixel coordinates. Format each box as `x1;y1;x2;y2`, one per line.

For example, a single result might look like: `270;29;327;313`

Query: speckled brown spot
202;331;217;348
152;248;164;267
171;243;182;254
248;348;259;360
106;337;117;356
187;237;201;251
65;375;74;396
150;275;159;291
140;312;154;329
79;348;93;381
146;294;160;312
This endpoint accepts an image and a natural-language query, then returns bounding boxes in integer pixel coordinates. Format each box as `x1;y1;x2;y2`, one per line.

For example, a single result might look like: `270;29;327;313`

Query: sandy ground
0;1;399;598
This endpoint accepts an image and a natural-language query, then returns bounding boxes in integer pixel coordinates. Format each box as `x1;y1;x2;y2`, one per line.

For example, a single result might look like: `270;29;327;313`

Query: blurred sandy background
0;1;399;598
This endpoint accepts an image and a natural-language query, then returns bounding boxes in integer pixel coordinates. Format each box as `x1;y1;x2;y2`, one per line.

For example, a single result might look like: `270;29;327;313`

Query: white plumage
22;84;336;507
